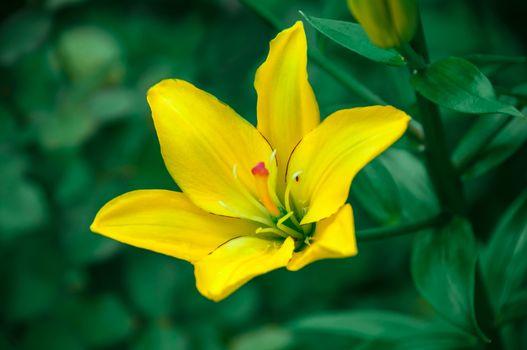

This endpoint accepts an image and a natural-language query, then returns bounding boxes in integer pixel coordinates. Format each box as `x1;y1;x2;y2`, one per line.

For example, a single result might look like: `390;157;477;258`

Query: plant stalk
356;213;447;242
400;20;465;216
405;12;504;349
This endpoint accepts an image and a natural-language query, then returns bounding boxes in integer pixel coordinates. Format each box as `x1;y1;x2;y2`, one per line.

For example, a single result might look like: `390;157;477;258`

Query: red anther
251;162;269;176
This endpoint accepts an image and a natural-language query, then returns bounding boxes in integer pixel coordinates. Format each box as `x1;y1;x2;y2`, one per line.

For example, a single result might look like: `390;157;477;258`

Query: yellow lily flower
91;21;410;301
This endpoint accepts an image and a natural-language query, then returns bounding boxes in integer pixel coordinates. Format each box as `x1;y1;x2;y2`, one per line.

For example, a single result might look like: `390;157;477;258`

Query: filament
218;201;273;226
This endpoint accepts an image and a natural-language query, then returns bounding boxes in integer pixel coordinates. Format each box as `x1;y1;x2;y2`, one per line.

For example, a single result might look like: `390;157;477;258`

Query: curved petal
287;204;356;271
91;190;259;263
255;21;320;191
287;106;410;224
147;79;274;221
194;236;295;301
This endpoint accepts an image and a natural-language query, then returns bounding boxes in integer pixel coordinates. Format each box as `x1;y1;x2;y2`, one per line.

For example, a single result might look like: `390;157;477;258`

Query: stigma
251;162;280;217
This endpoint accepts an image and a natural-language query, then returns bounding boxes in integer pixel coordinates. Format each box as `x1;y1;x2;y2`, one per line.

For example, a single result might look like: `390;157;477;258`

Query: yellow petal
147;79;274;222
255;21;320;192
91;190;259;263
287;204;356;271
287;106;410;224
194;236;295;301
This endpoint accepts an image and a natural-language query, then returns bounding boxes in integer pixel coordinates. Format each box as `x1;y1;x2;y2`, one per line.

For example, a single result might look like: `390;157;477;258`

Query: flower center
222;157;313;244
250;161;313;244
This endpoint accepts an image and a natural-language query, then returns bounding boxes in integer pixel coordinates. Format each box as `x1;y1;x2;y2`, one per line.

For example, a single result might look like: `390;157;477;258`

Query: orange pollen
251;162;280;216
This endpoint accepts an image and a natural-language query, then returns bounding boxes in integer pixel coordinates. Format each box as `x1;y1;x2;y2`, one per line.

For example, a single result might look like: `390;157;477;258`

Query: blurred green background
1;0;526;349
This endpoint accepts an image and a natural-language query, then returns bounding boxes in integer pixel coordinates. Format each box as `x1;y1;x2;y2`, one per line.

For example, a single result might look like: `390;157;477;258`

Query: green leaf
2;238;63;322
215;285;259;327
353;149;438;224
125;252;183;318
352;156;402;224
21;322;83;350
62;227;119;266
0;10;51;65
11;46;61;115
0;105;18;146
56;26;124;83
46;0;84;11
380;149;439;220
61;182;122;266
464;54;526;66
496;290;527;325
0;334;13;350
411;218;486;340
0;153;47;239
37;107;97;150
290;310;427;339
66;294;134;347
482;190;527;312
356;333;476;350
55;158;94;205
453;110;527;178
300;13;405;66
87;87;140;122
132;324;188;350
232;327;294;350
411;57;524;118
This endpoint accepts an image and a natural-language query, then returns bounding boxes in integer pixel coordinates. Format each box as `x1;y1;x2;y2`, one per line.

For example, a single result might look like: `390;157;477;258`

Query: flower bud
347;0;418;48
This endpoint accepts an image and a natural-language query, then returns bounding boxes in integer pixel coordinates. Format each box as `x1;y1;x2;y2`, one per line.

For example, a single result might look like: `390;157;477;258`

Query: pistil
251;162;281;217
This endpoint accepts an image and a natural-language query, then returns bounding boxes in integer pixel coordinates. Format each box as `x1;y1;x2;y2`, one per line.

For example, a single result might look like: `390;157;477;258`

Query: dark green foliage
410;57;524;118
411;218;484;340
1;0;526;349
482;191;527;322
300;13;405;66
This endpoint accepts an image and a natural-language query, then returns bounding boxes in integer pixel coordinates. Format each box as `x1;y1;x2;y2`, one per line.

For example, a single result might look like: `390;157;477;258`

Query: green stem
356;213;447;242
400;20;465;215
406;13;503;349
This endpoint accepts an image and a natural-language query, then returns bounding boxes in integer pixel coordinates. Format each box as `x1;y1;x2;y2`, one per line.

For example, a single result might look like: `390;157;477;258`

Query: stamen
301;222;314;235
284;170;302;214
252;162;280;217
276;212;304;240
266;150;284;209
255;227;288;239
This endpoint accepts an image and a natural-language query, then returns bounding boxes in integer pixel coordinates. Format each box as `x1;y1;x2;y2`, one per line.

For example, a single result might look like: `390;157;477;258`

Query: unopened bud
347;0;418;48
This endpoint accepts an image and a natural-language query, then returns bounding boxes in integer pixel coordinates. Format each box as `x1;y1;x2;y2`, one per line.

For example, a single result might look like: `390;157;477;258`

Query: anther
251;162;280;217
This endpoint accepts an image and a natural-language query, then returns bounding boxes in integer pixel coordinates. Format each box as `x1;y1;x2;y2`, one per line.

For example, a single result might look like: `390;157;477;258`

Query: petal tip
90;207;105;234
292;20;304;31
147;78;175;97
89;223;98;234
147;79;195;100
194;267;235;302
386;105;412;123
